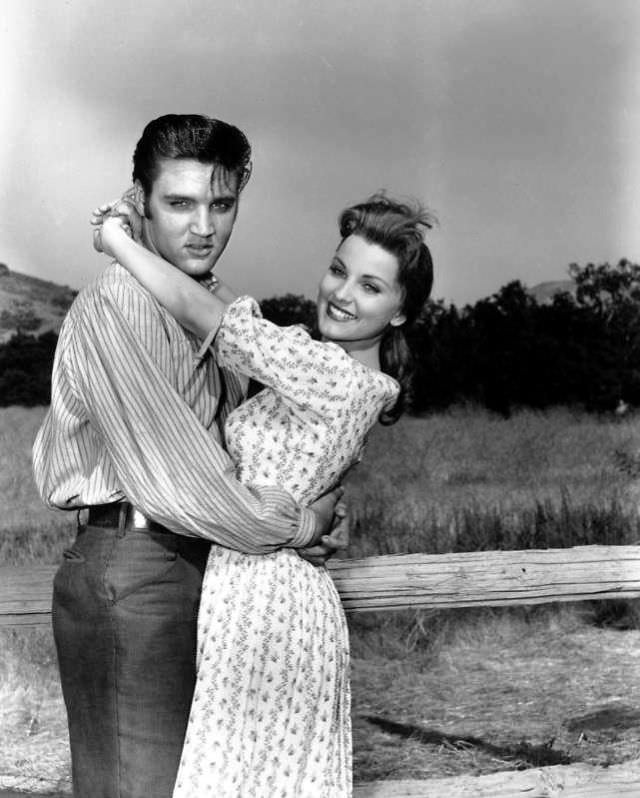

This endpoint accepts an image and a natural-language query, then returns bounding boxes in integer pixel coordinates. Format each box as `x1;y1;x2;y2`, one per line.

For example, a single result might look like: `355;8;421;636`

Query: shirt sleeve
215;296;360;419
64;279;317;553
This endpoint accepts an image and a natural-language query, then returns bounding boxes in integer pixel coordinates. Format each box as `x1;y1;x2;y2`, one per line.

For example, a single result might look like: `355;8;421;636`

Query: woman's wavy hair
338;192;435;424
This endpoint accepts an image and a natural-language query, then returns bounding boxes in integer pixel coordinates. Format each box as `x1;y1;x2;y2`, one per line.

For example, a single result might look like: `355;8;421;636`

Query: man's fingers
301;556;325;567
334;500;348;518
320;534;348;551
297;542;334;567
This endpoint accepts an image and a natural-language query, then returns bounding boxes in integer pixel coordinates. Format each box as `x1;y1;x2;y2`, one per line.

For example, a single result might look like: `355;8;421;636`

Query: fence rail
2;544;639;625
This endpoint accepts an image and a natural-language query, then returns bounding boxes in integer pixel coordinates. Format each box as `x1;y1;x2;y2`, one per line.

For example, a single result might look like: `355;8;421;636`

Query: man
33;114;344;798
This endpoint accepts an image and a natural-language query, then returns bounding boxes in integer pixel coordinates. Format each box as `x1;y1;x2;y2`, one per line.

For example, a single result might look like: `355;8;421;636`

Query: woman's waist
205;544;333;581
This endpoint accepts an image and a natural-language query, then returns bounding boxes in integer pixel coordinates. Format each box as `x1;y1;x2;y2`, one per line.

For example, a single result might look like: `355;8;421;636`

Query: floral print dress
172;297;399;798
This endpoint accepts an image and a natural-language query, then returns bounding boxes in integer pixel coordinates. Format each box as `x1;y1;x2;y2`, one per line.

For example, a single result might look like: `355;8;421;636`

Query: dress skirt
172;545;352;798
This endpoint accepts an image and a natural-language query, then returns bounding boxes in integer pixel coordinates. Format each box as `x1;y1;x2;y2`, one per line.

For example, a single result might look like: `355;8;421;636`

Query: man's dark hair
132;114;252;199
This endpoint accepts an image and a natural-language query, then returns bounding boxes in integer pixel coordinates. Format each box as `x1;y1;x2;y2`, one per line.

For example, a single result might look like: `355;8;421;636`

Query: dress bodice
215;296;399;506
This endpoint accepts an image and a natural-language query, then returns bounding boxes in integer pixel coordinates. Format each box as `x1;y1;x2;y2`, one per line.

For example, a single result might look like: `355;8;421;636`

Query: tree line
2;260;640;414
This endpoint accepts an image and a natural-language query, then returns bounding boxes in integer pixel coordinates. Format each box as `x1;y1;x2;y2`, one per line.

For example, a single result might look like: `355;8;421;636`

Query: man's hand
299;498;350;567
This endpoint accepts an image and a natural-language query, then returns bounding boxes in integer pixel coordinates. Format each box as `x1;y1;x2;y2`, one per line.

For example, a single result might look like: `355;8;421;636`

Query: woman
93;193;434;797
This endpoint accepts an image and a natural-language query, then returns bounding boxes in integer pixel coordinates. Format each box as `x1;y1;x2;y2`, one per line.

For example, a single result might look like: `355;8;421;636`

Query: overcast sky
1;0;640;306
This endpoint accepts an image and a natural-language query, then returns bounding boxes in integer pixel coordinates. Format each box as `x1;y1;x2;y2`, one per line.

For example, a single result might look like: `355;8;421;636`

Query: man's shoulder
71;263;159;314
59;264;172;347
82;262;151;299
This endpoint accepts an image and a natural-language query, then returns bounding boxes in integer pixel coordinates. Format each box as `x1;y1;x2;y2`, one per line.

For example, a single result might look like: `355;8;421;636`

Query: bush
0;331;58;406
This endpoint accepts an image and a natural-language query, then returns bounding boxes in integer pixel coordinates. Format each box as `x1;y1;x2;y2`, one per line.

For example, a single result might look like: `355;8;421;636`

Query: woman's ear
390;311;406;328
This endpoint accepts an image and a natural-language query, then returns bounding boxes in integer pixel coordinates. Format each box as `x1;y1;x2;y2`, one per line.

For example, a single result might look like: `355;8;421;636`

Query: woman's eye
363;283;380;293
330;264;345;276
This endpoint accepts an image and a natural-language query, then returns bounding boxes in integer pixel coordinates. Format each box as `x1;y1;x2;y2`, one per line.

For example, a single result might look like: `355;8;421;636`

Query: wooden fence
2;544;640;796
3;544;640;625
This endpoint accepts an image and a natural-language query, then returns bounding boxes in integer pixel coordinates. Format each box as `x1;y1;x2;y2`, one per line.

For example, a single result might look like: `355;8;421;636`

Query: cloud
2;0;639;303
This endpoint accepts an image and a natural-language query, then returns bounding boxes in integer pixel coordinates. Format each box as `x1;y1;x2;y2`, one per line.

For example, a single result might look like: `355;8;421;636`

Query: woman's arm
96;210;228;340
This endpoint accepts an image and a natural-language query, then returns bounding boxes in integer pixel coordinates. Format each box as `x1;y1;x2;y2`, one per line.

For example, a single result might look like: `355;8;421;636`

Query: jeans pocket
104;530;179;603
61;546;86;562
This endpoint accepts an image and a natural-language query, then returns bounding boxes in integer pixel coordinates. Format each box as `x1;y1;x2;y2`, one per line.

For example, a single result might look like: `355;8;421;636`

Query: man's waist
87;502;172;534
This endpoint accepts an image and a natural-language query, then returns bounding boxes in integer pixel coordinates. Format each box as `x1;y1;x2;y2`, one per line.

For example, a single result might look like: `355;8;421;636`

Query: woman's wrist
106;223;137;261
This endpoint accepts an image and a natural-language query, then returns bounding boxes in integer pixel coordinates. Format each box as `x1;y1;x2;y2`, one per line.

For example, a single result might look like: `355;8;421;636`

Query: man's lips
185;243;214;257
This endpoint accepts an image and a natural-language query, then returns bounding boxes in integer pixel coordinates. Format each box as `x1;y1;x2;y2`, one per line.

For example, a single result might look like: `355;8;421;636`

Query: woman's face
316;234;406;352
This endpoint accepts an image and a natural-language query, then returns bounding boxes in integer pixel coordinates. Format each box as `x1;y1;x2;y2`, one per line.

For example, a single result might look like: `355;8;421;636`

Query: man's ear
131;182;146;216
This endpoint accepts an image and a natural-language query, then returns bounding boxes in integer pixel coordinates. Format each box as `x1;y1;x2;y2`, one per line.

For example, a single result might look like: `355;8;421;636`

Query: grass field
2;404;640;790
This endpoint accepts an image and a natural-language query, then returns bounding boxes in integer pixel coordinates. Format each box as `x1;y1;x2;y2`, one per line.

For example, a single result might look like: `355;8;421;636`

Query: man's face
139;158;240;276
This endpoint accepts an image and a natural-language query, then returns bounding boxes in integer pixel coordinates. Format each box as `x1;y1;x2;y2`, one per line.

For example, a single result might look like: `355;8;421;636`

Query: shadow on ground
365;715;572;767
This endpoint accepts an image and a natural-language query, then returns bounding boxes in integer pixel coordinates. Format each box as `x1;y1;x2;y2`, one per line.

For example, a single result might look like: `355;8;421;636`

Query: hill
528;279;576;304
0;264;76;342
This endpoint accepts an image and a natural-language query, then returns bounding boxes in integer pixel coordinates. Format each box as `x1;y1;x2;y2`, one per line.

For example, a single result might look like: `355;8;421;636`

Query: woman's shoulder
322;345;400;412
343;351;399;391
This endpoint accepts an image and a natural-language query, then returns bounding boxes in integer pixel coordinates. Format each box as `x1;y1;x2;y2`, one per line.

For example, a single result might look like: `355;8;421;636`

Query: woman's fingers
92;227;104;253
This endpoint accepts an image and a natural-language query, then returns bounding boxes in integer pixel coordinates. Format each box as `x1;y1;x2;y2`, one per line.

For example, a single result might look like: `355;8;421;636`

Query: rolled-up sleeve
65;280;317;553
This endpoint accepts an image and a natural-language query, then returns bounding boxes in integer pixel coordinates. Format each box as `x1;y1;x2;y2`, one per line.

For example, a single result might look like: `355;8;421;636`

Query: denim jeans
52;523;210;798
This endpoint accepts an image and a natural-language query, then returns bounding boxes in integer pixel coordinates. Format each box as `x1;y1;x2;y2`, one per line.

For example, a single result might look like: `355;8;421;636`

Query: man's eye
213;201;235;212
170;200;189;208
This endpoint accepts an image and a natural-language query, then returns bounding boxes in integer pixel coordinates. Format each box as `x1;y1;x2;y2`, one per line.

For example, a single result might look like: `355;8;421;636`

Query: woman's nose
332;281;353;303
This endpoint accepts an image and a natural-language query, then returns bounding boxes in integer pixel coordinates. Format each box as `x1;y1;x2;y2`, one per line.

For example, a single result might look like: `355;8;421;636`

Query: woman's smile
325;301;357;321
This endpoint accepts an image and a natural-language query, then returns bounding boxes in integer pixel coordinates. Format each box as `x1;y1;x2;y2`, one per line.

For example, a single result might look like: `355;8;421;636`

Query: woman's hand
90;190;142;256
90;207;132;259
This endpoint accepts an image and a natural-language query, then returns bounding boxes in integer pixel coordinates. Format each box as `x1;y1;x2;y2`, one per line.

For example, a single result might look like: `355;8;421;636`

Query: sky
1;0;640;307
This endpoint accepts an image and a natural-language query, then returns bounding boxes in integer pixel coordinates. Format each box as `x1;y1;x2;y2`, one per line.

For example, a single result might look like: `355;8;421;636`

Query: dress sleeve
215;296;358;418
65;280;317;553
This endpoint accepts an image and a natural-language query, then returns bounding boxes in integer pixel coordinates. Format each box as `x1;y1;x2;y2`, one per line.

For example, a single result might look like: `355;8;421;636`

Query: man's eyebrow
161;192;237;202
162;192;192;200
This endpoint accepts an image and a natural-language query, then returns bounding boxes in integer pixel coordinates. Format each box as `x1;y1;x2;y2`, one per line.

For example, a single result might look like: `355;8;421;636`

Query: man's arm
65;276;330;554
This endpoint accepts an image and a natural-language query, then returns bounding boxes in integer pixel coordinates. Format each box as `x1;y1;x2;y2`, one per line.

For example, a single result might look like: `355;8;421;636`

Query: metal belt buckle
130;508;151;530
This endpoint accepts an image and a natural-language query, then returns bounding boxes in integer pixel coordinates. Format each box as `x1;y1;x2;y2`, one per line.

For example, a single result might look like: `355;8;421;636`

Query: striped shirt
32;263;316;553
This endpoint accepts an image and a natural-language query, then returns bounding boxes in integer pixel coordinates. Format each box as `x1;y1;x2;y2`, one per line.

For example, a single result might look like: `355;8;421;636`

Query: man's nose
190;207;215;237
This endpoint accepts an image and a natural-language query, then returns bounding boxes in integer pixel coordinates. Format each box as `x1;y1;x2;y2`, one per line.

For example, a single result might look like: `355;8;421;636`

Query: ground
1;613;639;795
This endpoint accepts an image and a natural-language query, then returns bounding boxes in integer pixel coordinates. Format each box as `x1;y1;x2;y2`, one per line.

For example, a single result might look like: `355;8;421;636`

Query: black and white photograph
1;1;640;796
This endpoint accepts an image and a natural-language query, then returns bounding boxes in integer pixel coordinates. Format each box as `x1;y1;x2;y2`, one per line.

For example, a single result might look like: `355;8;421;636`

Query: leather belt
86;502;169;533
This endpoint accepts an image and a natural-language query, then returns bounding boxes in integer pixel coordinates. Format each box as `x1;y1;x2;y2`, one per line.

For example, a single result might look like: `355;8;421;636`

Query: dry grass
0;407;74;792
346;406;640;556
351;615;640;781
0;405;75;565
